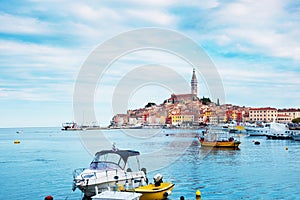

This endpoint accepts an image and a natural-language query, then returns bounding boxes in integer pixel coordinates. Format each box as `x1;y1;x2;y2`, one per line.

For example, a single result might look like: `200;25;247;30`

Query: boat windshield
89;150;141;170
90;153;125;170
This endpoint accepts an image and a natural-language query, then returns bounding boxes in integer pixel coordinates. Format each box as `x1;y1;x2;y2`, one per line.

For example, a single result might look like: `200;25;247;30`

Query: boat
291;131;300;141
125;174;174;200
91;191;142;200
72;147;148;198
61;122;82;131
265;122;293;139
198;126;241;148
245;125;270;136
266;130;293;140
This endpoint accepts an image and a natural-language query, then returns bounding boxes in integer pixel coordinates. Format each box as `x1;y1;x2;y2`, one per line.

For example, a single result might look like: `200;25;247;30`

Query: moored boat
199;126;241;149
199;138;241;148
61;122;82;131
72;147;148;198
126;174;174;200
91;191;142;200
291;131;300;141
245;126;270;136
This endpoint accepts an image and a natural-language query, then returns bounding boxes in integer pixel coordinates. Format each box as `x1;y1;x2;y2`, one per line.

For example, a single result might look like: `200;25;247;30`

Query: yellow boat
199;139;241;148
199;126;241;149
133;182;175;200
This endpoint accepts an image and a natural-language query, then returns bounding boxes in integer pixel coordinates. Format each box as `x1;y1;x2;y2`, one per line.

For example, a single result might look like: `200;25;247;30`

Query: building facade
249;107;277;122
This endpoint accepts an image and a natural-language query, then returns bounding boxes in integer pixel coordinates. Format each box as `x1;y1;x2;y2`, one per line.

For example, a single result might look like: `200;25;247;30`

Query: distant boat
199;126;241;149
266;130;293;140
246;126;270;136
291;131;300;141
61;122;82;131
129;123;143;129
265;122;293;140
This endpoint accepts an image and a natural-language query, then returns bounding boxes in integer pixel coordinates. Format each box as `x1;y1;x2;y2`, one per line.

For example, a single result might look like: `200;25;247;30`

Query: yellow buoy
286;146;288;150
14;140;20;144
196;190;201;199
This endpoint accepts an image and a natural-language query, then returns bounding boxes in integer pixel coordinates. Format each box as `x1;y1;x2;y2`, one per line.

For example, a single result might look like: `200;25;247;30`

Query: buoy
286;146;288;150
14;140;20;144
44;195;53;200
196;190;201;198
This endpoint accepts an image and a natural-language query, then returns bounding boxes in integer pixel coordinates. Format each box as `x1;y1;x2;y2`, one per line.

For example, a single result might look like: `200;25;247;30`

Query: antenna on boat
112;143;119;152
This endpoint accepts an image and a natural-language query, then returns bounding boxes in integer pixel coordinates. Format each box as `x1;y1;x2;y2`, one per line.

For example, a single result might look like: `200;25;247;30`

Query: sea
0;127;299;200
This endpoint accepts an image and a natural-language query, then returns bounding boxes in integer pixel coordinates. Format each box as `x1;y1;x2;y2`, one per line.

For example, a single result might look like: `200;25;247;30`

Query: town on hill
110;69;300;129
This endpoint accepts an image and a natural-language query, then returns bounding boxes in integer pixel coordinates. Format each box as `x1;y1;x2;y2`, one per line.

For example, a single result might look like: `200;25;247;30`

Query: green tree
292;117;300;123
201;97;211;105
145;102;156;108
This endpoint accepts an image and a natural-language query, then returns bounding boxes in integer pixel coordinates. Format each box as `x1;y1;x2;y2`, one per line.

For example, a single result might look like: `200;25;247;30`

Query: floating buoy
286;146;288;150
14;140;20;144
196;190;201;199
44;195;53;200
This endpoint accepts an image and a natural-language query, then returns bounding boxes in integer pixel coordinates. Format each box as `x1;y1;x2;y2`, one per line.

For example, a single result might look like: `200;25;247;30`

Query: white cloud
0;13;51;34
126;9;176;26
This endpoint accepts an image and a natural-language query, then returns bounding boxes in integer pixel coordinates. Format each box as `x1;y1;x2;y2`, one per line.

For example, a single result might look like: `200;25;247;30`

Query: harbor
1;127;299;199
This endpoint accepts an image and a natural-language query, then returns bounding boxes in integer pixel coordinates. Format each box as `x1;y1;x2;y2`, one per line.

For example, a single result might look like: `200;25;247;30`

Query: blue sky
0;0;299;127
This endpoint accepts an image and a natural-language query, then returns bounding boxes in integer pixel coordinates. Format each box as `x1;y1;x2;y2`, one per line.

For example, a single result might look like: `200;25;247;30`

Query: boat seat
126;168;132;172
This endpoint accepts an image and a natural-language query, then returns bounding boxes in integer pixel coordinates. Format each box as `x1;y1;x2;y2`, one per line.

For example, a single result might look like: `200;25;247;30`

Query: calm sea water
0;127;299;200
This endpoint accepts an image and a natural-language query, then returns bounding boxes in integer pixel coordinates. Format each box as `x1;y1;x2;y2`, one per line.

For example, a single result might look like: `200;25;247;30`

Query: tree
201;97;211;105
145;102;156;108
292;117;300;123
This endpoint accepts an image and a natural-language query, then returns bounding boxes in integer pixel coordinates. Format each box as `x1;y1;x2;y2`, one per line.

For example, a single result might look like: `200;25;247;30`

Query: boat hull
74;170;146;197
200;141;241;148
266;135;292;140
132;182;175;200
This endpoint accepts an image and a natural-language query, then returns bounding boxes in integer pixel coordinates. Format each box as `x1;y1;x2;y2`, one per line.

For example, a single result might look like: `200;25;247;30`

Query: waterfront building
278;108;300;121
276;114;292;123
171;114;194;126
249;107;277;122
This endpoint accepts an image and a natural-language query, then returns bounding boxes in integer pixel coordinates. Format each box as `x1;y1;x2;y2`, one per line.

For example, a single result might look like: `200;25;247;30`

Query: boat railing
72;168;87;179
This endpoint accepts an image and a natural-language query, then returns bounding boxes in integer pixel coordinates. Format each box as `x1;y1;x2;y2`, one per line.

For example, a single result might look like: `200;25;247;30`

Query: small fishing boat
199;137;241;148
199;126;241;149
73;146;148;198
126;174;174;200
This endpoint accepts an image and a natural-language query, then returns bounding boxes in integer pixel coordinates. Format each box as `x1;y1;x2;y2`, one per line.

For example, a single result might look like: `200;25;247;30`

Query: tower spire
191;68;198;96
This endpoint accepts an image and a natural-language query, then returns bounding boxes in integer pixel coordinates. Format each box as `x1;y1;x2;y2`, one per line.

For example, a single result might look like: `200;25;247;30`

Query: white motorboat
73;148;148;198
265;122;292;139
291;131;300;141
246;126;270;136
91;191;142;200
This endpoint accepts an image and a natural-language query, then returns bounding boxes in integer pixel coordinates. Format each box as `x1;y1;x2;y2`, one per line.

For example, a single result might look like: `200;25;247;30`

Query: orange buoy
14;140;20;144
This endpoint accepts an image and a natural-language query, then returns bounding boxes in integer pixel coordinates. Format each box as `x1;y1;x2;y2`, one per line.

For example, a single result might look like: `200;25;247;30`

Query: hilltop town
110;69;300;128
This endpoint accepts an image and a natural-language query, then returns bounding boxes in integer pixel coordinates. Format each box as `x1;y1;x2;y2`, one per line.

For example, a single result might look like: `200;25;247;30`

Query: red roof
249;107;277;111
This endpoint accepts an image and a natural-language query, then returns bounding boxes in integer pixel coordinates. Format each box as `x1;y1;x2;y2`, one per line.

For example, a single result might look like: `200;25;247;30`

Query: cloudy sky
0;0;299;127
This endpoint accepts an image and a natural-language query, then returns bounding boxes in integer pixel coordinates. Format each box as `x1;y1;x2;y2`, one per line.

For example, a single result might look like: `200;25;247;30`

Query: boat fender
163;190;172;197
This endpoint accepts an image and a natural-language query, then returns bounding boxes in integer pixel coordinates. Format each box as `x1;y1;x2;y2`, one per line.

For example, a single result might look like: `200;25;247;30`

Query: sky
0;0;299;127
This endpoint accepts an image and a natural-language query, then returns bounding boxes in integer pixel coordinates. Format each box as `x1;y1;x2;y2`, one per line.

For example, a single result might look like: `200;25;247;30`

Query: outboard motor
153;173;163;186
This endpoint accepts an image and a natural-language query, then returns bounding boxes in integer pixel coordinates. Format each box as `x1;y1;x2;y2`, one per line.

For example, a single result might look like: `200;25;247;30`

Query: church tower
191;68;198;96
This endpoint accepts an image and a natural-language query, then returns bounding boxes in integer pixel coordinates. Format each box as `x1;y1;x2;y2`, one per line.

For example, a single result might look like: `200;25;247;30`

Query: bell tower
191;68;198;96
